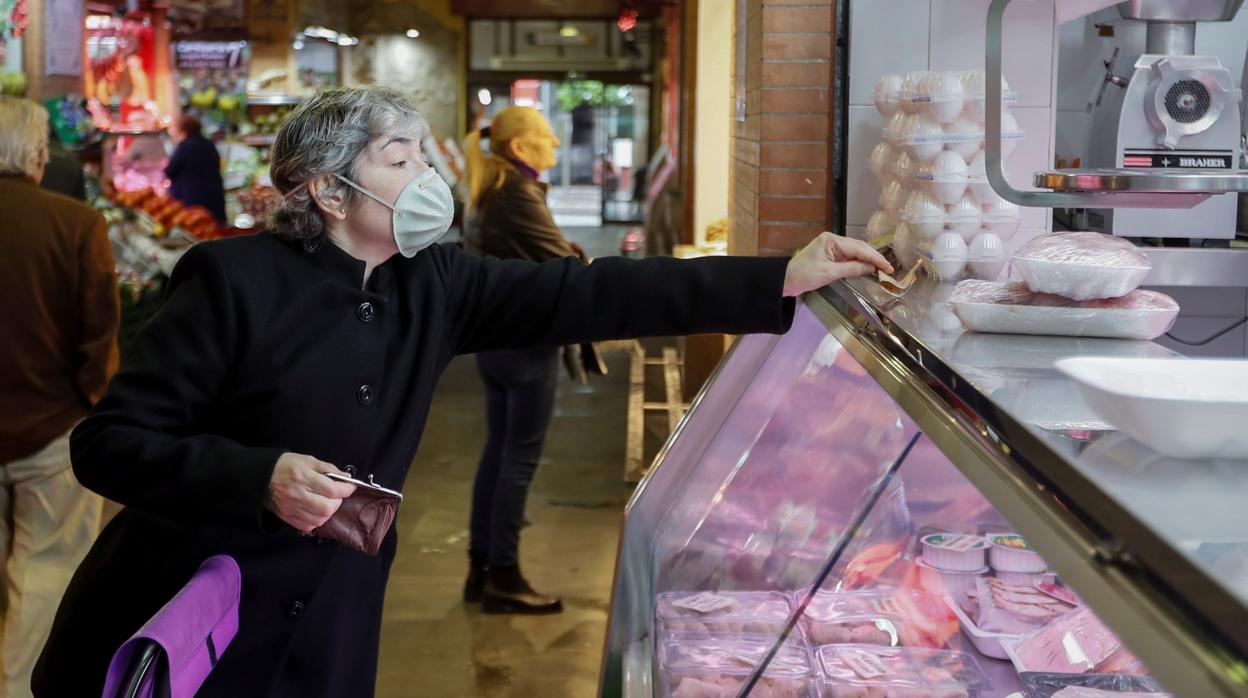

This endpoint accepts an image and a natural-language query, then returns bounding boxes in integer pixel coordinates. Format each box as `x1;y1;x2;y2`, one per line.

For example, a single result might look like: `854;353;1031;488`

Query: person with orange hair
460;107;581;614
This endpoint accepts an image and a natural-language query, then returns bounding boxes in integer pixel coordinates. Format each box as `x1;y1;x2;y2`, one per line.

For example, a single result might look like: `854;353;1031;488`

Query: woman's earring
338;207;345;214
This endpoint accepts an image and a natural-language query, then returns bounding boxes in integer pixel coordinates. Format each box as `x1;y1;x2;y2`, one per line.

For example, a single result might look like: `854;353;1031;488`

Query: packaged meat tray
660;632;815;698
1019;672;1171;698
657;591;796;635
815;644;988;698
1011;232;1151;301
942;593;1018;660
1001;607;1125;675
799;589;956;648
963;577;1075;636
949;281;1178;341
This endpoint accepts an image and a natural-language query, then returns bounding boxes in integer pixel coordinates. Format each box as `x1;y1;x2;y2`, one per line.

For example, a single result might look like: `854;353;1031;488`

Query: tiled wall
730;0;835;256
843;0;1059;250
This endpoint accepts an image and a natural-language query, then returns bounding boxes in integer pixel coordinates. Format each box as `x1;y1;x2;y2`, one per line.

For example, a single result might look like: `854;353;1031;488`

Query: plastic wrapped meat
817;644;986;698
967;578;1075;635
660;633;813;698
949;280;1179;341
1012;232;1152;301
657;591;794;635
800;589;957;649
1020;671;1171;697
1011;607;1123;674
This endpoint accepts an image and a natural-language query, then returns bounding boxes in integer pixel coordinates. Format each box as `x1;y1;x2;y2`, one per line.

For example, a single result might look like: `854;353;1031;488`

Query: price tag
671;592;737;615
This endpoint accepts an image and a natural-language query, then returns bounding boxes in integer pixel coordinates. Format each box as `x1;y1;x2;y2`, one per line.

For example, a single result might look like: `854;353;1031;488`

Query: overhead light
558;26;580;38
292;39;305;50
477;88;492;106
406;29;420;39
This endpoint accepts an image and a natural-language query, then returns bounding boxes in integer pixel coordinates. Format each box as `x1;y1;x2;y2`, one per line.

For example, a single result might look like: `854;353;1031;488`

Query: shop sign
175;41;248;70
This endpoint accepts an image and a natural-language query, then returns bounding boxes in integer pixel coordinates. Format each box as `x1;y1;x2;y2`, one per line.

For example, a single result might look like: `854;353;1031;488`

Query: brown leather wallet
311;473;402;556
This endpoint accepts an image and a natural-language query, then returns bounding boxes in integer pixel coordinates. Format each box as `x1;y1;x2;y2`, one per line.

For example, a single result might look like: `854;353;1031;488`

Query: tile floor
375;226;635;697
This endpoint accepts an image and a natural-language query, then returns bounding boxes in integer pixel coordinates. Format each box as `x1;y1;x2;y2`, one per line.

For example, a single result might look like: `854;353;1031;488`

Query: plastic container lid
892;150;920;187
884;112;911;146
918;150;970;204
903;116;946;163
899;71;932;114
943;117;984;162
866;210;898;240
661;632;812;677
902;190;946;232
880;179;908;216
869;141;898;183
816;644;989;693
946;194;983;242
874;73;905;117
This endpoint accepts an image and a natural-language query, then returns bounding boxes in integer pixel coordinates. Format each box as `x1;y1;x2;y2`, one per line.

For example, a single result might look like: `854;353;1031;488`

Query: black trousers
469;347;559;567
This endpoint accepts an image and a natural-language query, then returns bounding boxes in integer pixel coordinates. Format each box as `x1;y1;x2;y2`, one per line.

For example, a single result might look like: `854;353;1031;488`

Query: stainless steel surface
1142;247;1248;286
1145;20;1196;55
812;278;1248;695
1144;55;1243;149
1118;0;1245;21
986;0;1245;209
1035;167;1248;192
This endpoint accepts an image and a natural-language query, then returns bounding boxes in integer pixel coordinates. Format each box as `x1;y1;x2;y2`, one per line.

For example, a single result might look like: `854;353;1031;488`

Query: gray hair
269;87;429;246
0;98;48;180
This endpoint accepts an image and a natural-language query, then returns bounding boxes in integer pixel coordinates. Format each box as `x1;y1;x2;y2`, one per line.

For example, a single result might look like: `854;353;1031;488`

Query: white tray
1057;357;1248;459
943;596;1020;660
951;300;1177;341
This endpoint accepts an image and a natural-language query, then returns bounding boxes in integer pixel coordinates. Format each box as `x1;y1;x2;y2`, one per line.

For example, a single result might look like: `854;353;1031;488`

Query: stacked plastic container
949;232;1181;341
868;69;1026;282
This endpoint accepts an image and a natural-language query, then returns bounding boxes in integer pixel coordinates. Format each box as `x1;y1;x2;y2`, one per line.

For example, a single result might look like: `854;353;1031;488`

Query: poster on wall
44;0;82;76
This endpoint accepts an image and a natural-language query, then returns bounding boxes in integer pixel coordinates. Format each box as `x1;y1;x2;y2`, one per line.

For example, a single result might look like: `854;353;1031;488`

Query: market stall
600;272;1248;697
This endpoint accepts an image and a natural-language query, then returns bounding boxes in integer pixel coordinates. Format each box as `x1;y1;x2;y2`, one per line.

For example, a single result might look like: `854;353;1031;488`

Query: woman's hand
266;453;358;533
783;232;894;297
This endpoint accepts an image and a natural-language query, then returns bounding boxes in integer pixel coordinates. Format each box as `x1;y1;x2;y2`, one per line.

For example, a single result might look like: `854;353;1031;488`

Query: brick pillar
731;0;833;257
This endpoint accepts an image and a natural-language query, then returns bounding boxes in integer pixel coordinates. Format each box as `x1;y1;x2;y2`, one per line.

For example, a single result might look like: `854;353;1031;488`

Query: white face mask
335;167;454;258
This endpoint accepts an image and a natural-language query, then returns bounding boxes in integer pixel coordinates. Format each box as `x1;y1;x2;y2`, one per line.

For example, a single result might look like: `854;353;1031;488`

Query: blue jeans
469;347;559;568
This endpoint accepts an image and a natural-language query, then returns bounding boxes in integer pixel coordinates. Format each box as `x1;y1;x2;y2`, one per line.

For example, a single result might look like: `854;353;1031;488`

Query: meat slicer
1085;0;1245;239
981;0;1248;231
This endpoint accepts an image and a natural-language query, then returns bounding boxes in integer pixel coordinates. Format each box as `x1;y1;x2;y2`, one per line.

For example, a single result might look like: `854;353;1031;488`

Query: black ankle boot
482;564;563;614
463;555;488;603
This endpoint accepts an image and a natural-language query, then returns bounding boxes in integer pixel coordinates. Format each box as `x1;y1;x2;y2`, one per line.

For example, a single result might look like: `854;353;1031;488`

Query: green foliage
555;80;633;112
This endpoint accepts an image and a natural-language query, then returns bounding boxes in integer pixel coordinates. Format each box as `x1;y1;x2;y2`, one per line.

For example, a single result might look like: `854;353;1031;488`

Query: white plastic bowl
1057;357;1248;460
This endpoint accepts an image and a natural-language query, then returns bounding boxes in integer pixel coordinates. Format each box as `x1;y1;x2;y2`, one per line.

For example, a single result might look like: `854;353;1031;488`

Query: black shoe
463;556;488;603
481;564;563;615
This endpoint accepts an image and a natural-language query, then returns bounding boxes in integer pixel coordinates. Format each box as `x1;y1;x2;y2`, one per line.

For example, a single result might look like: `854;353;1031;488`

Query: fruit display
105;187;227;241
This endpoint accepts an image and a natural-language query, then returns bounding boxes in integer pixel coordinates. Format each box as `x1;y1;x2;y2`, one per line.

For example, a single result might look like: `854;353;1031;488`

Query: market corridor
376;226;633;697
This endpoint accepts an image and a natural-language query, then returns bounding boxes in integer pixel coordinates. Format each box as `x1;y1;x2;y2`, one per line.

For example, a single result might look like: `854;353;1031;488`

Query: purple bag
102;555;242;698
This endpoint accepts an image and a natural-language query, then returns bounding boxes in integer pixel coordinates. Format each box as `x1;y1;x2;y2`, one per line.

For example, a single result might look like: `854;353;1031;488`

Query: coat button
357;385;373;406
356;302;375;323
289;601;305;618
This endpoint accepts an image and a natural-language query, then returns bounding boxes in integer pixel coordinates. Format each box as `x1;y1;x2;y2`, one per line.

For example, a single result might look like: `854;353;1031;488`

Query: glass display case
600;278;1248;697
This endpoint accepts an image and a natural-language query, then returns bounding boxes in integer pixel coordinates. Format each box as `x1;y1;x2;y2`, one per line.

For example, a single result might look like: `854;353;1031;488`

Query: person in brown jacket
0;97;118;696
460;107;581;614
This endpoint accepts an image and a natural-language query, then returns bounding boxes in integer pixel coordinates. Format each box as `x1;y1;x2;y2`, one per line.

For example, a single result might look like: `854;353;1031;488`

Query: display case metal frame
602;281;1248;697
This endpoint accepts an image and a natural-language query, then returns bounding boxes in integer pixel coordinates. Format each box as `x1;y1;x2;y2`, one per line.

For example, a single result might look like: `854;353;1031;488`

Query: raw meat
657;592;794;635
660;632;812;698
969;578;1074;634
950;281;1177;312
801;590;956;649
817;644;986;698
1012;607;1122;674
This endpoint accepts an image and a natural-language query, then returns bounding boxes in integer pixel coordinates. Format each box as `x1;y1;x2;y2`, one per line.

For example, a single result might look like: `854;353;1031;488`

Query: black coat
33;233;795;697
166;134;227;224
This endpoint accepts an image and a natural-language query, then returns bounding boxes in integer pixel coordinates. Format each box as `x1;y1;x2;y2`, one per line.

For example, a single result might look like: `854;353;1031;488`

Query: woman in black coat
165;114;227;224
32;87;890;697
